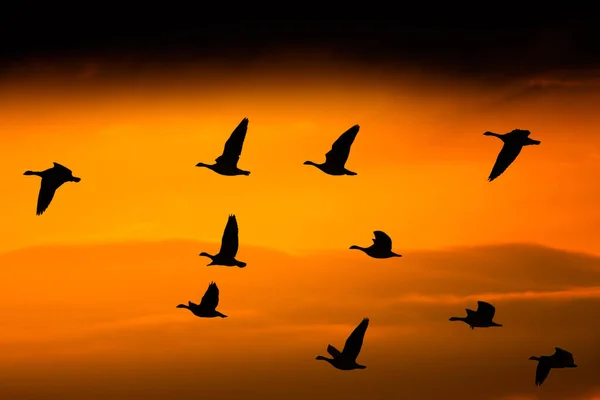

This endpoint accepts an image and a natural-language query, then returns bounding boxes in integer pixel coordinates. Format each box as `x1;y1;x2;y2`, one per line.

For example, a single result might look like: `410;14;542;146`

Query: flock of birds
23;117;576;387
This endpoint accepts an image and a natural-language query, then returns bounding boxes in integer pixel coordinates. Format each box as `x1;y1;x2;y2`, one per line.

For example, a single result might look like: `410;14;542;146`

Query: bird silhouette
196;117;251;176
449;301;503;329
176;282;227;318
349;231;402;258
304;124;360;175
23;162;81;216
199;214;247;268
316;318;369;370
483;129;540;182
529;347;577;386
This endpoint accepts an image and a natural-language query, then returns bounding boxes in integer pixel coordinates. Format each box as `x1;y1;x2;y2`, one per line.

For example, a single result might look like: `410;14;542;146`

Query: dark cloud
1;10;600;84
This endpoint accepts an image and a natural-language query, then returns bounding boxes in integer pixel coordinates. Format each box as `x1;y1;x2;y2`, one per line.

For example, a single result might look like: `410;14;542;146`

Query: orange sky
1;59;600;399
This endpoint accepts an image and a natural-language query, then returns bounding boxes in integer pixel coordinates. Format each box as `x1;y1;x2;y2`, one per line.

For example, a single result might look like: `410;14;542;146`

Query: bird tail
235;260;247;268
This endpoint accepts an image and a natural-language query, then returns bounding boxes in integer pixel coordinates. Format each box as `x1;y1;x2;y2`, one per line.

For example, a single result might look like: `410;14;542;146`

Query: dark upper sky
1;7;599;81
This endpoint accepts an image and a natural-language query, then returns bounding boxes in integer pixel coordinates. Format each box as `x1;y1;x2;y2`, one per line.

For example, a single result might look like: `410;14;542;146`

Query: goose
316;318;369;370
529;347;577;386
176;281;227;318
449;301;502;329
199;214;247;268
483;129;540;182
304;124;359;175
196;117;251;176
350;231;402;258
23;162;81;216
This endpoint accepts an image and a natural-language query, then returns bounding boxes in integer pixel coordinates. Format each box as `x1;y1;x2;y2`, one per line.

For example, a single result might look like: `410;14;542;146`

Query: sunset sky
2;11;600;400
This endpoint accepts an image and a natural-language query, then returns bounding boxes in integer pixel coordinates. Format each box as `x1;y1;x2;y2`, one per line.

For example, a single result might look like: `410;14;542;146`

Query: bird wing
535;360;551;386
508;129;531;138
36;178;60;216
372;231;392;252
476;301;496;320
199;282;220;310
53;162;72;174
215;118;249;166
327;345;343;359
487;143;523;182
341;318;369;361
219;215;239;257
554;347;575;364
324;124;359;167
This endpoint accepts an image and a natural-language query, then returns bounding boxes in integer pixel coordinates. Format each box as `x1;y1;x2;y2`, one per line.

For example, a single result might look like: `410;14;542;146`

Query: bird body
200;214;247;268
304;124;360;176
484;129;540;182
529;347;577;386
23;162;81;215
350;231;402;258
449;301;502;329
316;318;369;370
196;117;251;176
177;282;228;318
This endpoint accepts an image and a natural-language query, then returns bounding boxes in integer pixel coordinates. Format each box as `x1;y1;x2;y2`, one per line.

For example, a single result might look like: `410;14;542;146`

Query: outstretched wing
216;118;249;166
199;282;220;310
507;129;531;138
219;215;239;257
53;162;72;174
554;347;575;365
487;143;523;182
342;318;369;361
476;301;496;320
324;124;359;167
372;231;392;252
535;361;551;386
327;345;343;359
36;178;60;216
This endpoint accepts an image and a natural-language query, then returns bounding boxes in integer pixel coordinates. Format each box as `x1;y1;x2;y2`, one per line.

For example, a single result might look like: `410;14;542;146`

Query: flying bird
449;301;503;329
316;318;369;370
483;129;540;182
349;231;402;258
23;162;81;216
176;282;228;318
199;214;247;268
304;124;360;175
529;347;577;386
196;117;251;176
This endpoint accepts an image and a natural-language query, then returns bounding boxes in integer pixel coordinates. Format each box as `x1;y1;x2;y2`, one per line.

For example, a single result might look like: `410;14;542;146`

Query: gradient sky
2;13;600;400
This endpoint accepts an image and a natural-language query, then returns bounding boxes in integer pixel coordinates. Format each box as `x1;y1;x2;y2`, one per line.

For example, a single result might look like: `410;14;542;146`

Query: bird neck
23;170;42;177
484;132;502;138
303;160;320;168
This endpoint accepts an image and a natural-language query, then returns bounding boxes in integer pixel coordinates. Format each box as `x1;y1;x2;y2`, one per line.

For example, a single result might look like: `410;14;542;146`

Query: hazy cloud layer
0;240;599;399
